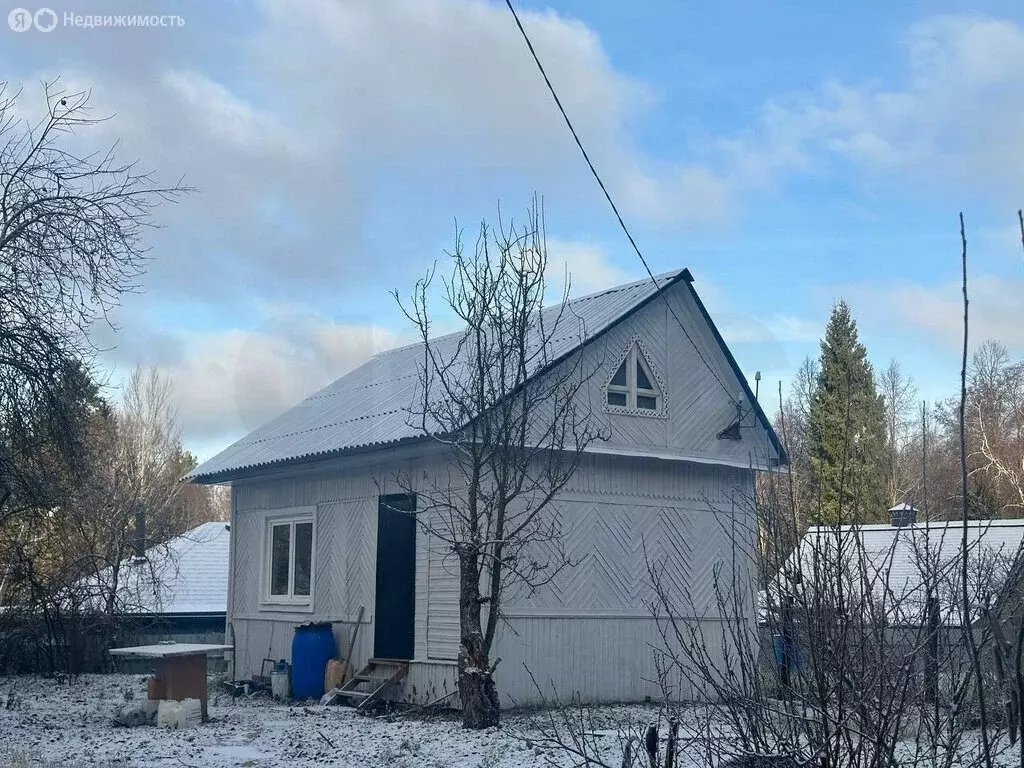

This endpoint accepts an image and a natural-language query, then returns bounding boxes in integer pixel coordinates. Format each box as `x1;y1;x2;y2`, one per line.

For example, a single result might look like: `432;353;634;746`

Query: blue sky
3;0;1023;460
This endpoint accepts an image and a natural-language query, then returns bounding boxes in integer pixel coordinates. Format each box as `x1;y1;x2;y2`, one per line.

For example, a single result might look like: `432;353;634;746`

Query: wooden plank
108;643;232;658
341;606;364;684
331;659;408;710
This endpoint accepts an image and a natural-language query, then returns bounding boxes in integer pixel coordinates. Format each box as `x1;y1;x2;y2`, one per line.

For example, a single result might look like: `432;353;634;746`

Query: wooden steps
328;658;408;711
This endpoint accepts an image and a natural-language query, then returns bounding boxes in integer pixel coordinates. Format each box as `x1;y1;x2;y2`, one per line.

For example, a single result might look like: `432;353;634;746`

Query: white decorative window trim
260;506;317;612
602;336;668;419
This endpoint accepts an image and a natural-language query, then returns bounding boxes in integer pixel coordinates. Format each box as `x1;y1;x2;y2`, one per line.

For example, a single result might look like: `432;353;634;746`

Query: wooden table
109;643;232;721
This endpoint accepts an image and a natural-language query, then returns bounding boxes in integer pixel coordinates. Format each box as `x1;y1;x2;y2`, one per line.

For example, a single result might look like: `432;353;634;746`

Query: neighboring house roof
189;269;784;483
768;519;1024;626
98;522;230;616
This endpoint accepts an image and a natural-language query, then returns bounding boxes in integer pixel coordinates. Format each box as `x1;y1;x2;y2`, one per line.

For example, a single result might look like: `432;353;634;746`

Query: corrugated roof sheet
769;519;1024;626
189;270;689;482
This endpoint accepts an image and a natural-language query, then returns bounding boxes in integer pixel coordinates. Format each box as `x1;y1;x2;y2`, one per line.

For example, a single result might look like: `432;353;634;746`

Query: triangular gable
565;273;785;470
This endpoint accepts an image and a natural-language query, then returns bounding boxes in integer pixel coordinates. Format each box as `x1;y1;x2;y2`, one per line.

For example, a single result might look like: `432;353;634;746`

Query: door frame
373;493;417;660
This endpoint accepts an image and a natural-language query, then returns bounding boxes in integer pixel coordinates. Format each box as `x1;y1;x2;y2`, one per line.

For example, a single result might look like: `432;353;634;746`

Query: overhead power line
503;0;740;406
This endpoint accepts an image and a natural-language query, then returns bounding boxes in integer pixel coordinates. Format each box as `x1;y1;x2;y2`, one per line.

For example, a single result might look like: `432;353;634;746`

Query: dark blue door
374;494;416;659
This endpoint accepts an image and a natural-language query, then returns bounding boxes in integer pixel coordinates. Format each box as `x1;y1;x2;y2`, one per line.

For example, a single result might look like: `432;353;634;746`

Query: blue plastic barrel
291;622;336;700
773;633;801;669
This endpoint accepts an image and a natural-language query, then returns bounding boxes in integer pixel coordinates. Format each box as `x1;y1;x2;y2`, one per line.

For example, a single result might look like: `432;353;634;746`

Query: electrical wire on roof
503;0;742;411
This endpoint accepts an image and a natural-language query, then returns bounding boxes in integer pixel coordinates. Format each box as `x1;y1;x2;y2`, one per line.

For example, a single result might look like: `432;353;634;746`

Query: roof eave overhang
187;434;432;485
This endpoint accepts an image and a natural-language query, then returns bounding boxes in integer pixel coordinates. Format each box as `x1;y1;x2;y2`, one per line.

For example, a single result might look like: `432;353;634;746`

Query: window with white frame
606;343;663;412
263;511;314;606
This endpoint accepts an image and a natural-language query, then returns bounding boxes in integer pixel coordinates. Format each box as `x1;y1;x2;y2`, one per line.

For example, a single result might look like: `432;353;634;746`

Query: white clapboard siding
425;525;460;660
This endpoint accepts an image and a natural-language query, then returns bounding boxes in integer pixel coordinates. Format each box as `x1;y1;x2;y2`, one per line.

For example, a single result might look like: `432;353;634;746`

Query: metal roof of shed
189;270;693;482
772;519;1024;626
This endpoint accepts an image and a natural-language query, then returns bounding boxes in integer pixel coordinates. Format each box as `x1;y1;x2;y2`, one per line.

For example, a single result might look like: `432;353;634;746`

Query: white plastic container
156;700;181;729
178;698;202;728
156;698;202;729
271;669;290;700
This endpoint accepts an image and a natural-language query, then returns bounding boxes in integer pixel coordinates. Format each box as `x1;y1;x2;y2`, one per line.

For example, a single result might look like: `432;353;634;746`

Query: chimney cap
889;503;918;527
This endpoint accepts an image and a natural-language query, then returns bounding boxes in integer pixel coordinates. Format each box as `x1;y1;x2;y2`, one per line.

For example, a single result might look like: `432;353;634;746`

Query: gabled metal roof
189;269;695;483
771;519;1024;626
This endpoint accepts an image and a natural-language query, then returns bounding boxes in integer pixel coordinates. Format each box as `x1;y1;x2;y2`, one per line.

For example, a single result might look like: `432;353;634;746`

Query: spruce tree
807;301;888;524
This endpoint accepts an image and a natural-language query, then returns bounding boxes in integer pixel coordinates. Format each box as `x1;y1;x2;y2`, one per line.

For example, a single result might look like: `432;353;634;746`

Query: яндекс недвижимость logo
8;7;58;32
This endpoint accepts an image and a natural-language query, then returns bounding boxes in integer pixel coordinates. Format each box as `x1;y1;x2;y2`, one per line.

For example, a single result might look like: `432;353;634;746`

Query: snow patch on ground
0;674;665;767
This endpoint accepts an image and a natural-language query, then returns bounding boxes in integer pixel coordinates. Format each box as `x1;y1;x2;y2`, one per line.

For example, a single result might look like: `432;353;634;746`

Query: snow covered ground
0;674;667;767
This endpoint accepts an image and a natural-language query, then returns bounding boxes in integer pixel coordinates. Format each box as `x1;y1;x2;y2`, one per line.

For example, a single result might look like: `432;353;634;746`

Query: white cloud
546;239;635;297
161;315;400;444
715;16;1024;199
840;274;1024;357
249;0;728;225
8;0;732;311
719;314;821;345
161;70;299;158
887;275;1024;351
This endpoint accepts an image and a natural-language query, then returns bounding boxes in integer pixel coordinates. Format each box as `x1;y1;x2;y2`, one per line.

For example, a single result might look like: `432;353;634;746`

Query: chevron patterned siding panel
314;502;343;617
478;453;756;705
490;614;737;705
497;453;755;616
501;502;736;616
342;498;375;617
232;510;260;617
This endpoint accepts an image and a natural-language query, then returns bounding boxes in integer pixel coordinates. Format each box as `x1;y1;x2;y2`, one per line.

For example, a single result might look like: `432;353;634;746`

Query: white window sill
259;598;314;613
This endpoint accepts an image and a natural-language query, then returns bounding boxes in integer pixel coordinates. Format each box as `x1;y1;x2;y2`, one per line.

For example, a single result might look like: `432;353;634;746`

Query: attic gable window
606;343;664;413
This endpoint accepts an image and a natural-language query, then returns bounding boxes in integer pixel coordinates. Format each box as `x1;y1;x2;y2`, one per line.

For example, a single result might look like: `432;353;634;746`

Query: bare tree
759;358;820;578
966;341;1024;517
0;80;187;522
766;358;818;522
394;201;606;728
0;366;217;673
880;358;918;507
89;366;200;614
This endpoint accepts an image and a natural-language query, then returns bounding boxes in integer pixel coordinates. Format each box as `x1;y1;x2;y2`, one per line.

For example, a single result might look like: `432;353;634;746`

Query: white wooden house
189;269;785;705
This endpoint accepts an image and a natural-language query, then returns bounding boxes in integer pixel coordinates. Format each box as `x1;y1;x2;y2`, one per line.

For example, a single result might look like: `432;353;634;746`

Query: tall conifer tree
807;301;887;523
